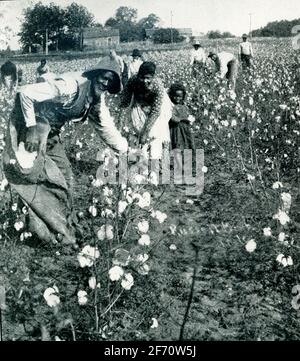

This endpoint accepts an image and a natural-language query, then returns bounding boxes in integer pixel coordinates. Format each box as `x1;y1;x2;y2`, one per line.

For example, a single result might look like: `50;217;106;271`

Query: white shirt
190;48;206;65
217;51;235;78
239;41;253;56
19;71;85;127
128;58;143;78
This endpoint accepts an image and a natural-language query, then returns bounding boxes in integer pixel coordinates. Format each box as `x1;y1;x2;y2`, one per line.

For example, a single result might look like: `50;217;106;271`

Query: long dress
169;104;195;151
120;75;172;159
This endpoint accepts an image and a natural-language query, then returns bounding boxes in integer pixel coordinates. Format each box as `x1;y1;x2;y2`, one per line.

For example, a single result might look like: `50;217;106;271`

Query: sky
1;0;300;49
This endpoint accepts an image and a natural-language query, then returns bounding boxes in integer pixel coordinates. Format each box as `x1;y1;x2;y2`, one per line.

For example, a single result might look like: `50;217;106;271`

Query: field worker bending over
208;51;239;91
118;61;172;160
3;56;128;246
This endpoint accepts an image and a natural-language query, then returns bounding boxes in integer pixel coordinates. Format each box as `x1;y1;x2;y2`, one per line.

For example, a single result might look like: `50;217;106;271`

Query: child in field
168;82;195;184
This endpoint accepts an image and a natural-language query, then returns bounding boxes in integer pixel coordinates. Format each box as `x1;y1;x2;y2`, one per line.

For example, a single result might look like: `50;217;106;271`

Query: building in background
82;28;120;50
145;28;193;43
176;28;193;43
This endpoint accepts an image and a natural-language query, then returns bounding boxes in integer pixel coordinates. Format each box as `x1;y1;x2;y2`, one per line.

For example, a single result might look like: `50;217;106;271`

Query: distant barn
82;28;120;50
177;28;193;42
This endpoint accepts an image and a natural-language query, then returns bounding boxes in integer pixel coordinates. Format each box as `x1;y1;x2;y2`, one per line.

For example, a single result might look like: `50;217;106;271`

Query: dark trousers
241;54;251;69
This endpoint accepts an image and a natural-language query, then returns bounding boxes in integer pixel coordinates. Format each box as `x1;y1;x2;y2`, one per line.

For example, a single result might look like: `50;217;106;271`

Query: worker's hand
25;125;39;152
139;132;149;146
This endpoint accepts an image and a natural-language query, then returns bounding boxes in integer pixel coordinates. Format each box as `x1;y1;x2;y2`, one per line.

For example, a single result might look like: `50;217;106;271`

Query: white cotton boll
136;253;149;263
263;227;272;237
121;273;134;290
77;290;88;305
43;286;60;308
272;181;283;189
109;266;124;281
245;239;256;253
0;178;8;191
187;115;195;124
118;201;127;214
281;192;292;212
151;210;167;223
88;277;97;290
77;245;100;268
97;225;114;240
11;203;18;212
273;210;290;225
150;318;158;329
137;263;150;275
14;221;24;231
278;232;286;242
138;234;151;246
88;205;97;217
136;192;151;208
137;220;149;234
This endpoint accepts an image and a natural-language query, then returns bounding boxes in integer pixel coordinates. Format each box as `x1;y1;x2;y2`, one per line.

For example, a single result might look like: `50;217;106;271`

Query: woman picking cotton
118;61;172;161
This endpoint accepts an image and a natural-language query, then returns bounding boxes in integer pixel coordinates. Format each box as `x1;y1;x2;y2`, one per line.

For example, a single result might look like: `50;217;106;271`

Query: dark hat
242;33;248;38
208;51;217;58
82;56;121;94
132;49;141;57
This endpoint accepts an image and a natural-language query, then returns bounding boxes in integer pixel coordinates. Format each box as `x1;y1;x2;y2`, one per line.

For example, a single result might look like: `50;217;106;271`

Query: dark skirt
169;120;195;150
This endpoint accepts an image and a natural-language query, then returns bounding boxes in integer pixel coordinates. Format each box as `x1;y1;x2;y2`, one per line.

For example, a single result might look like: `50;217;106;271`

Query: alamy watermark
95;147;205;196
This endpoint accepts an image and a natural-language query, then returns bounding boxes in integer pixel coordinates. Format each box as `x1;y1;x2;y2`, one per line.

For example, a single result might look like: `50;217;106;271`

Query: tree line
18;2;239;53
251;18;300;37
19;2;163;52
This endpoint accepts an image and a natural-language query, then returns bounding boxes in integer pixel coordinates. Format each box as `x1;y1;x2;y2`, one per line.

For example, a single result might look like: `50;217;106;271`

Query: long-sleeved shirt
239;41;253;56
217;51;236;78
190;48;206;65
119;75;165;135
18;71;128;152
128;58;143;79
19;71;84;127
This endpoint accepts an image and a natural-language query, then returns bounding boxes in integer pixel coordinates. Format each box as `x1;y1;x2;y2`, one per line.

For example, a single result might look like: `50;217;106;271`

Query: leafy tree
19;2;65;52
115;6;138;23
104;7;160;42
137;13;161;40
65;2;94;32
251;18;300;37
19;1;95;52
153;28;184;44
207;30;235;39
138;13;161;29
105;17;119;28
104;6;139;42
64;2;95;50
